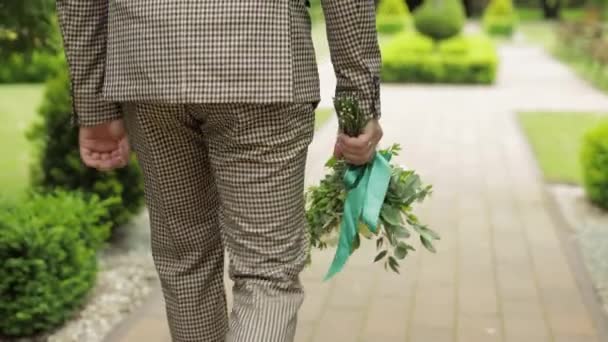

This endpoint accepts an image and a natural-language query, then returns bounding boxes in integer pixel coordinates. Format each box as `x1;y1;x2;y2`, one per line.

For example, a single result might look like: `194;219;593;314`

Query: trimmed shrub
381;31;498;84
377;0;411;34
0;52;64;83
483;0;517;37
413;0;466;40
581;121;608;209
0;191;111;337
28;67;145;231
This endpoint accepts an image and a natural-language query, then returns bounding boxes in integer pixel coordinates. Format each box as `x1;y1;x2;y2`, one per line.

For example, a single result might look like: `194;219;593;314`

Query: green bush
581;121;608;209
381;31;498;84
0;52;64;83
413;0;466;40
0;191;111;337
28;68;145;231
377;0;411;34
483;0;517;37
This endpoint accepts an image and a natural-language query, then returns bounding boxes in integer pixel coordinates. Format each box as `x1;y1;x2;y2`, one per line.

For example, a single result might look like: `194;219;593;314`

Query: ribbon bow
324;151;392;281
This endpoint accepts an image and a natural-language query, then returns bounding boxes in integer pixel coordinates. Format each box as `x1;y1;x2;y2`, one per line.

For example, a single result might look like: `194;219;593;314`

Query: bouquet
306;95;438;280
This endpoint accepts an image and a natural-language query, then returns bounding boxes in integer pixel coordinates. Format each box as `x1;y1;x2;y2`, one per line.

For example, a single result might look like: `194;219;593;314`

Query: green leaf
376;237;384;250
381;205;403;227
374;250;388;262
388;256;400;273
325;156;338;168
394;242;409;259
395;225;411;238
420;235;437;253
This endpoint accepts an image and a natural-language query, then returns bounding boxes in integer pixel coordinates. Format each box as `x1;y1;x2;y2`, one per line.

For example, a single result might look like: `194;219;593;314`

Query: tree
541;0;561;19
0;0;59;57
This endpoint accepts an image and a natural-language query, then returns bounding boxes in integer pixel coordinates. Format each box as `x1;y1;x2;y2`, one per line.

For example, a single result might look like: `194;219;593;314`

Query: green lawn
518;112;607;184
0;84;46;199
315;108;333;130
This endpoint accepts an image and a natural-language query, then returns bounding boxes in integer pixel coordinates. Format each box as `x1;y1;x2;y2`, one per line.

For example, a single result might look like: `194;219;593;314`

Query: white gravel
550;184;608;313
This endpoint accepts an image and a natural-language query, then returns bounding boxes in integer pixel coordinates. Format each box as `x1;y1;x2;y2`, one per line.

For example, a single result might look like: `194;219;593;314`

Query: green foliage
28;68;145;231
413;0;466;40
0;1;60;57
381;31;498;84
553;21;608;93
0;191;111;337
581;121;608;209
307;96;436;272
0;52;63;83
483;0;517;37
378;0;410;16
377;0;411;34
518;112;604;185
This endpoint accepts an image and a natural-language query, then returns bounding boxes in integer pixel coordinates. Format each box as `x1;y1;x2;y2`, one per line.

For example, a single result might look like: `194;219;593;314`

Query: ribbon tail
361;152;393;232
324;167;370;281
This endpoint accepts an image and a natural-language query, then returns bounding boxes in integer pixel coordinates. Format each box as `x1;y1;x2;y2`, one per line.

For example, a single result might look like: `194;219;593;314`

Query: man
56;0;383;340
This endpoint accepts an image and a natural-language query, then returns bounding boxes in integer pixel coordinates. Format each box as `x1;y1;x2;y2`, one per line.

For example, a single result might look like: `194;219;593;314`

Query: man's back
56;0;380;125
103;0;319;104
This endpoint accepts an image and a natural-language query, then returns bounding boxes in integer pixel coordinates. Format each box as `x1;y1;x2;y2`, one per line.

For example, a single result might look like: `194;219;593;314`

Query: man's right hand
79;119;130;171
334;119;383;166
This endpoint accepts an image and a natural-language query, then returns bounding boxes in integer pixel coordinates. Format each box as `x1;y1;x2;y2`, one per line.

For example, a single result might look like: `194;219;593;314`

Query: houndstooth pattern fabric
123;102;315;342
55;0;381;126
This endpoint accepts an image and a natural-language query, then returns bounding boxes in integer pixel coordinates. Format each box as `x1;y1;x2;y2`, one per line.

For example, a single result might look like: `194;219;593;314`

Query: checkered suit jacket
56;0;381;126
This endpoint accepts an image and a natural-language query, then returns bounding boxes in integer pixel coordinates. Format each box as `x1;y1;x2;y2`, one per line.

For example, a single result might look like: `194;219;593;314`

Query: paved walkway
107;43;608;342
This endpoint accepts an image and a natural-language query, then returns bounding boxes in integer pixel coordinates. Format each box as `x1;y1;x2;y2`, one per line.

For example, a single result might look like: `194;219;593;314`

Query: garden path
107;43;608;342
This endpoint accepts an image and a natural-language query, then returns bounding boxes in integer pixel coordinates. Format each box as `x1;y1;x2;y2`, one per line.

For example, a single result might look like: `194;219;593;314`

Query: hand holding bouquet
306;95;438;280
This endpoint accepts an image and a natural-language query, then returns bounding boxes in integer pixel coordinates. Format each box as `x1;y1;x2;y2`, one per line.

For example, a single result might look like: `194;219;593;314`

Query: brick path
107;44;608;342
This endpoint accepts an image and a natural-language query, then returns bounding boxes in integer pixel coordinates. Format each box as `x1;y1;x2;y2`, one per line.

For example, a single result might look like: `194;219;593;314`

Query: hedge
0;52;63;83
581;121;608;209
413;0;466;40
0;191;111;337
483;0;517;37
377;0;411;34
381;31;498;84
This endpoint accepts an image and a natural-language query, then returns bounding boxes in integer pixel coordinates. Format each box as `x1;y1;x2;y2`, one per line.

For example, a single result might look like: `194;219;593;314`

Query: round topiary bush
377;0;411;34
483;0;517;37
413;0;466;40
581;121;608;209
28;67;145;231
0;191;111;337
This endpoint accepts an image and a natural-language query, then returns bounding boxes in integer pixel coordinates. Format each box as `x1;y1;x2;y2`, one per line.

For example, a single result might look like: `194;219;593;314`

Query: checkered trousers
56;0;381;126
123;102;315;342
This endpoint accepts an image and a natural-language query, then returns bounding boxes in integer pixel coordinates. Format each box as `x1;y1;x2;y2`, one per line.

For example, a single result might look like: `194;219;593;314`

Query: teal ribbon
324;151;392;281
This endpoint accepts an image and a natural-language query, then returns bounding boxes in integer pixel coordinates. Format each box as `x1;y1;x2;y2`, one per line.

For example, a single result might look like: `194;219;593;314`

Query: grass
518;111;607;184
315;108;333;130
0;84;45;199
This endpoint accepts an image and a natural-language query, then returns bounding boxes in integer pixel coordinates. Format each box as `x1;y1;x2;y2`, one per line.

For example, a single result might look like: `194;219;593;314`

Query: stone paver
106;43;608;342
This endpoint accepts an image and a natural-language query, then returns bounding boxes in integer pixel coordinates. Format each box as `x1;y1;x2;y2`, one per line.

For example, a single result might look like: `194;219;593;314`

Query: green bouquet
306;95;437;280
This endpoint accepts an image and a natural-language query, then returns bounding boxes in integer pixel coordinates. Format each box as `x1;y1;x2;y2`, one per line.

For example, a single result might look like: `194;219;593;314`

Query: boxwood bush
483;0;517;37
0;52;63;83
581;121;608;209
381;31;498;84
377;0;411;34
413;0;465;40
0;191;112;337
28;68;145;231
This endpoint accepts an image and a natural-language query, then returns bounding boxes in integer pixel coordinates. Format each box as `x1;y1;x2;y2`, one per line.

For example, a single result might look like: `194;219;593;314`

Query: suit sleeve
320;0;381;119
56;0;121;126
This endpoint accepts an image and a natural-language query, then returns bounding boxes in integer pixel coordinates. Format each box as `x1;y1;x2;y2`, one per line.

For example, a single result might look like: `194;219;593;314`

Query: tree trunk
541;0;561;19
